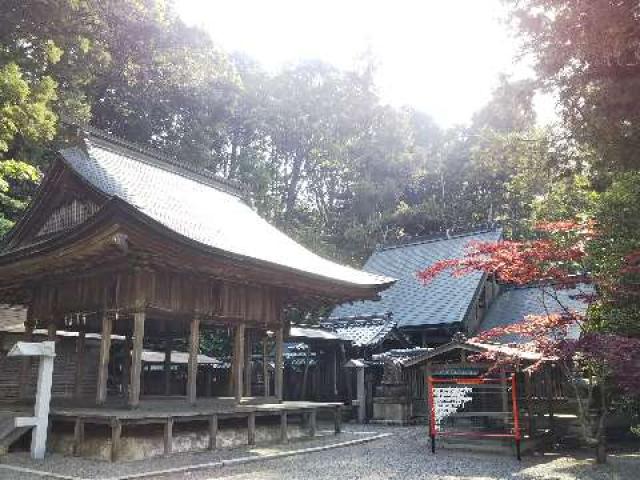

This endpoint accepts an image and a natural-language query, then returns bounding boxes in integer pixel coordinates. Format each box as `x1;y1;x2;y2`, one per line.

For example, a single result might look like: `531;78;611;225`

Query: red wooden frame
427;375;521;459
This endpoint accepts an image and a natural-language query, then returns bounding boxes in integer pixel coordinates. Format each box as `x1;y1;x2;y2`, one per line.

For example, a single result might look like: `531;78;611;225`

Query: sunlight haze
177;0;553;127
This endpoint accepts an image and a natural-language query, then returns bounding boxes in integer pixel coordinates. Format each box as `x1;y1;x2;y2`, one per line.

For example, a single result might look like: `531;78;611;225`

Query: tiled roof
480;284;592;341
331;230;502;328
373;347;431;365
0;304;27;333
56;130;393;289
320;313;398;347
288;326;342;342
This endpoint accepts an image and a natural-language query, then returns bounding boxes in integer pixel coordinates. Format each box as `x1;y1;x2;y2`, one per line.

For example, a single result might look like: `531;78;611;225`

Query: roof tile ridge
376;226;502;252
81;126;247;198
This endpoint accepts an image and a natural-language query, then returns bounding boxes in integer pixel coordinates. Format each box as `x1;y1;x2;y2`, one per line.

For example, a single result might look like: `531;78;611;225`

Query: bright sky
176;0;555;127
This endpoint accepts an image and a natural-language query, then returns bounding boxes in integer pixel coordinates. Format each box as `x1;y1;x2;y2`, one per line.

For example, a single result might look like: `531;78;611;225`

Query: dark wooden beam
244;329;252;397
187;317;200;404
73;328;86;399
164;338;172;396
96;312;113;405
208;415;218;450
275;327;284;402
163;418;173;455
129;311;145;407
247;411;256;445
234;323;246;403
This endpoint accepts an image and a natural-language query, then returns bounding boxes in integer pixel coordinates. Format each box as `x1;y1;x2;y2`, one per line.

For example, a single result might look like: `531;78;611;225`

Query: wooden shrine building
0;128;394;459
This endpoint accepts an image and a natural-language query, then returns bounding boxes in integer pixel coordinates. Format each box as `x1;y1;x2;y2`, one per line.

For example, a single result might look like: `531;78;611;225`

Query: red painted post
427;375;436;453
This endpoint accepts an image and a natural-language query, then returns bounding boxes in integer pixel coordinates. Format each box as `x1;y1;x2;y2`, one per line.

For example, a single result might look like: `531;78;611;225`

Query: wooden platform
49;399;343;461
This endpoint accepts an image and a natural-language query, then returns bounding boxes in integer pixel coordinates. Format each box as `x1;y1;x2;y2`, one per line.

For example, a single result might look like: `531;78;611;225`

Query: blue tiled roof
320;313;398;347
331;230;502;328
480;284;592;339
55;130;394;288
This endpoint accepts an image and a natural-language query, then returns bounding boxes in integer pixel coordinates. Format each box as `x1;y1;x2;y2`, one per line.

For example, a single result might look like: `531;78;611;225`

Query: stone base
49;422;312;462
373;397;411;425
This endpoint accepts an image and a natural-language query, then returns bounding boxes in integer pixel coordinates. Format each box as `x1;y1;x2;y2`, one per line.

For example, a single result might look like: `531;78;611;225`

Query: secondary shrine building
0;128;393;458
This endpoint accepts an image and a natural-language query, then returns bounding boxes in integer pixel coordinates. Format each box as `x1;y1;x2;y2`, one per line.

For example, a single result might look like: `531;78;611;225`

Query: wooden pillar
524;370;535;436
274;326;284;402
187;317;200;404
262;335;270;397
280;410;288;443
234;323;246;403
47;320;57;340
308;409;317;437
247;411;256;445
163;418;173;455
330;347;338;398
122;334;132;398
334;405;342;434
546;365;555;435
73;329;86;399
301;346;311;400
96;312;113;405
73;418;84;456
110;419;121;462
244;329;252;397
163;338;172;396
356;365;366;423
499;367;509;414
208;415;218;450
129;311;145;407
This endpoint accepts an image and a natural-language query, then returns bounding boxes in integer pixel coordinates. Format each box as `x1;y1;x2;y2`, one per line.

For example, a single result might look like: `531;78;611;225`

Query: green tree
509;0;640;171
0;62;53;235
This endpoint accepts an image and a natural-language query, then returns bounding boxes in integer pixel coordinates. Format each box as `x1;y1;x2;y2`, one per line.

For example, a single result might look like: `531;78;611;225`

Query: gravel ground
1;425;637;480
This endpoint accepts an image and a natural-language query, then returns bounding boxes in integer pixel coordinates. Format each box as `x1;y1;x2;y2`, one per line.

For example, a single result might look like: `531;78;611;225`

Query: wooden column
308;409;317;437
234;323;246;403
524;370;535;436
164;338;172;396
244;329;252;397
247;411;256;445
129;311;145;407
274;327;284;402
208;415;218;450
163;418;173;455
96;312;113;405
73;418;84;456
330;347;338;398
262;335;270;397
73;329;86;399
110;419;121;462
356;365;366;423
546;366;555;435
187;317;200;404
334;405;342;434
47;321;57;340
122;334;132;398
280;410;288;443
499;367;509;415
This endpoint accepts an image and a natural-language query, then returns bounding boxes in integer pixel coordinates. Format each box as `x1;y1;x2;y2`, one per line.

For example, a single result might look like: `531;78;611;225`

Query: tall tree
509;0;640;171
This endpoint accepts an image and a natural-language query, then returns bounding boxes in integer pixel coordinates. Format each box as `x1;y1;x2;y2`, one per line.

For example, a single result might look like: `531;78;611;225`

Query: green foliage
509;0;640;171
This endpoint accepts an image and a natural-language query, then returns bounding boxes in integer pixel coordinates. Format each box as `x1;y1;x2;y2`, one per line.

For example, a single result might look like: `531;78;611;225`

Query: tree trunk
284;151;304;218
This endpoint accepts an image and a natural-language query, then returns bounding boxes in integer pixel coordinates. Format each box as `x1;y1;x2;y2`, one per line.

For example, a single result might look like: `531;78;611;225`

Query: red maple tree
418;221;640;462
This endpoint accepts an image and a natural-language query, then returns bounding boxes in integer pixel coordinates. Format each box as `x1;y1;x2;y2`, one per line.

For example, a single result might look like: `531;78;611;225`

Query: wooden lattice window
37;199;99;237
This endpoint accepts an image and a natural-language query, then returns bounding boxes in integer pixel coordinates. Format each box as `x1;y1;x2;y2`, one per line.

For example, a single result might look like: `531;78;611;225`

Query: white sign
433;386;473;427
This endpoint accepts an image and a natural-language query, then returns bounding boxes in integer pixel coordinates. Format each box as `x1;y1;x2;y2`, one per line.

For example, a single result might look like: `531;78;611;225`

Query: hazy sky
176;0;554;127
